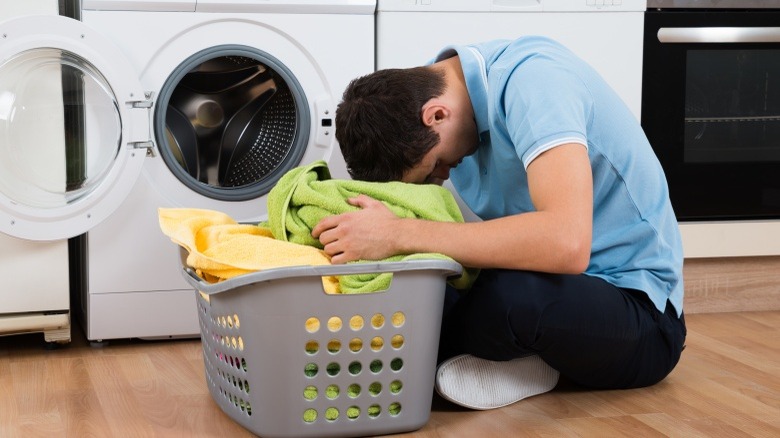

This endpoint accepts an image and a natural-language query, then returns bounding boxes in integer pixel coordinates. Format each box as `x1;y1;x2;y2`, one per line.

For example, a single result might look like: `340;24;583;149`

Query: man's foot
435;354;560;410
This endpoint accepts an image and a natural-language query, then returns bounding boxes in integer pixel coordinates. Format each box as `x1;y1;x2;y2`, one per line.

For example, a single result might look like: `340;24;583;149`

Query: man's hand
312;195;403;264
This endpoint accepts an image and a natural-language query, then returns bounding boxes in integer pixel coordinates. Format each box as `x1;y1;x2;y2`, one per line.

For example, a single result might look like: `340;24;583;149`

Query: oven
642;0;780;257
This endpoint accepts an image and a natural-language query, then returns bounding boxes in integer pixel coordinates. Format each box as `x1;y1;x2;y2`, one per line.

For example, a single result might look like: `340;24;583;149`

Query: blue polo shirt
434;37;684;316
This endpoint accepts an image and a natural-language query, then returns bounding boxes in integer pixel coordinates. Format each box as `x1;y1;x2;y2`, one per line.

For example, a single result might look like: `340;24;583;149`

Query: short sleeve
501;57;592;168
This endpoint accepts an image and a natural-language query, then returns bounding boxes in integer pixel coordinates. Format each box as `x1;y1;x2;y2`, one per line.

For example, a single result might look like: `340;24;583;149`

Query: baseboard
683;256;780;314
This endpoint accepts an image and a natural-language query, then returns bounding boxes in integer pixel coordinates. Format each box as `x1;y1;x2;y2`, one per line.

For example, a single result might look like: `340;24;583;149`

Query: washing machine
0;1;74;344
376;0;646;119
0;0;376;343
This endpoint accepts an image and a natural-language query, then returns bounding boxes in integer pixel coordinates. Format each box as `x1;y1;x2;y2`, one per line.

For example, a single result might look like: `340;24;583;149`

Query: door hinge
130;100;153;109
128;141;156;157
128;93;154;108
127;92;156;156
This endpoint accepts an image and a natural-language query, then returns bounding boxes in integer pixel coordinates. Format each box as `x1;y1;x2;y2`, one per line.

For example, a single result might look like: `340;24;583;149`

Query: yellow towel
158;208;340;293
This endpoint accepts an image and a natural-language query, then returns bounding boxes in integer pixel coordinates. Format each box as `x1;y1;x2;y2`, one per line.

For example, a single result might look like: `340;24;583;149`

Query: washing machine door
0;15;148;241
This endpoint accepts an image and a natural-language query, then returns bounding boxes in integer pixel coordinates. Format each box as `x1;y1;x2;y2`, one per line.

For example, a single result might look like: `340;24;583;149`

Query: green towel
267;160;477;293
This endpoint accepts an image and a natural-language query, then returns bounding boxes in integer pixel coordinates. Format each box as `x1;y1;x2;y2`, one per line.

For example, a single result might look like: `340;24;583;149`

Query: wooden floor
1;311;778;437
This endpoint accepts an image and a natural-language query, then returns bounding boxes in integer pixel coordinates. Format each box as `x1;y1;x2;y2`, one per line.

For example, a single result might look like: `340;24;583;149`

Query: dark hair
335;67;446;181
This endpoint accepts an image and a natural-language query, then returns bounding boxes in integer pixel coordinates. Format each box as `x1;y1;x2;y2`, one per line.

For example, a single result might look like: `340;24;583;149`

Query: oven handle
658;27;780;43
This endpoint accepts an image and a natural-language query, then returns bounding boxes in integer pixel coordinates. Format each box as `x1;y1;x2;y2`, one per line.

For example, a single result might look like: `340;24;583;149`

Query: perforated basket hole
371;313;385;329
349;315;364;330
303;408;317;423
389;402;402;416
370;336;384;352
326;362;341;376
391;334;404;349
304;363;318;378
368;382;382;396
305;317;320;333
367;404;381;418
390;380;403;394
325;407;339;422
348;361;362;375
327;316;342;332
347;383;361;398
303;385;317;400
305;340;319;355
327;339;341;354
326;384;340;399
369;359;382;373
349;338;363;353
347;406;360;420
390;357;403;372
391;311;405;327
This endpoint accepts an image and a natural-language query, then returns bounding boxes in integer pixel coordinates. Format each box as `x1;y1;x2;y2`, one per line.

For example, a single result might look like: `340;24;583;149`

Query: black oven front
642;1;780;221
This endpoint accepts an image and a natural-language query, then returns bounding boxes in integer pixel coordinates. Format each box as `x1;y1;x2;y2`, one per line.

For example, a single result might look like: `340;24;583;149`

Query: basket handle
181;257;463;295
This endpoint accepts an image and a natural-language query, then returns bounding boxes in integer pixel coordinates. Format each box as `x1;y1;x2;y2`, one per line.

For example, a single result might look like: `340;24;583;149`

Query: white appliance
376;0;646;120
0;1;72;344
0;0;376;343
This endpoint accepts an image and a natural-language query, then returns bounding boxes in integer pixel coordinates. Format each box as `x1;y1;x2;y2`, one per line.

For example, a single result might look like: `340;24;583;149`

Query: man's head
335;66;447;182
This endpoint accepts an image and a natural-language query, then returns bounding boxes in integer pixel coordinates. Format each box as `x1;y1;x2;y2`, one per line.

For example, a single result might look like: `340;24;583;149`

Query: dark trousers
439;269;687;389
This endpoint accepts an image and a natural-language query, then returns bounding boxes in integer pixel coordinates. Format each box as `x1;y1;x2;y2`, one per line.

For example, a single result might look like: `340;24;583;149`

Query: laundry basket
179;248;462;438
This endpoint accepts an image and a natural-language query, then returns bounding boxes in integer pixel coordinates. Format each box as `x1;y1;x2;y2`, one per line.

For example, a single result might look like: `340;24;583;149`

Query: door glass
0;48;120;208
684;49;780;163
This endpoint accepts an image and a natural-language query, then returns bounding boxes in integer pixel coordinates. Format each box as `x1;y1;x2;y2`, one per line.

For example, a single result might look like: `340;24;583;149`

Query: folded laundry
158;207;340;293
267;160;477;291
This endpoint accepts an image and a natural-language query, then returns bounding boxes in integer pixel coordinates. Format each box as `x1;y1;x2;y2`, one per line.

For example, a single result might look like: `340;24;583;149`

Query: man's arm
313;143;592;273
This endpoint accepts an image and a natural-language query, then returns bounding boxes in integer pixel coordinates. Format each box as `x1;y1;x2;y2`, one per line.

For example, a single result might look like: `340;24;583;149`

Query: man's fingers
347;194;379;209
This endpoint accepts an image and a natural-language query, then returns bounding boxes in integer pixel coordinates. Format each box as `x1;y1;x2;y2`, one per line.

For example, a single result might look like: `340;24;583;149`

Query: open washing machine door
0;14;148;241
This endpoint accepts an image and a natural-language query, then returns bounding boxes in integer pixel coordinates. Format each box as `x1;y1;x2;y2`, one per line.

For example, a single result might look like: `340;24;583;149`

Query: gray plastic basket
179;248;462;438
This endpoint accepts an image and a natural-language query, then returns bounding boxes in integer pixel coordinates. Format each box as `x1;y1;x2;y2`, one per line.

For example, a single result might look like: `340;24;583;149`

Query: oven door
642;10;780;221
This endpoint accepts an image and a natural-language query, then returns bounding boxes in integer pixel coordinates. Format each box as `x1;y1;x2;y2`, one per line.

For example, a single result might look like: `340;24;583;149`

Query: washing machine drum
157;51;309;201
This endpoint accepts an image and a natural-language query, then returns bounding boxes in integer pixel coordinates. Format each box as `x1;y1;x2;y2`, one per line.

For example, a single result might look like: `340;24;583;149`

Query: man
312;36;686;410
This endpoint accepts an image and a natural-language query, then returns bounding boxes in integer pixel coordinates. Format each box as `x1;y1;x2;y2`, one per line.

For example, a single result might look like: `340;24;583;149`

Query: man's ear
421;99;448;127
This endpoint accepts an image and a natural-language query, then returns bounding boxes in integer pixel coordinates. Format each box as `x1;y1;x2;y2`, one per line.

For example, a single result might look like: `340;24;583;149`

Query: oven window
684;49;780;163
